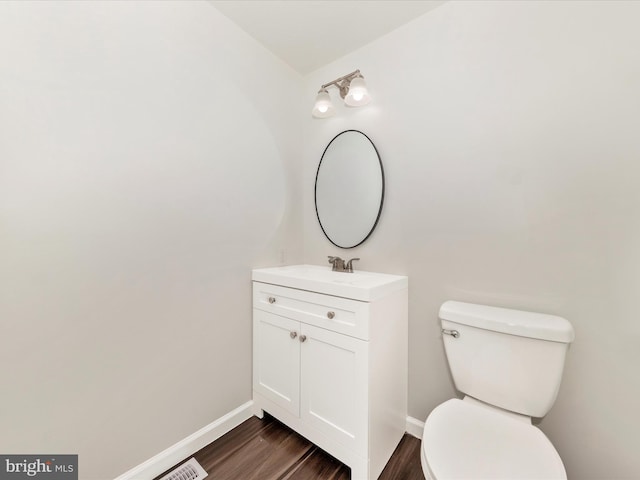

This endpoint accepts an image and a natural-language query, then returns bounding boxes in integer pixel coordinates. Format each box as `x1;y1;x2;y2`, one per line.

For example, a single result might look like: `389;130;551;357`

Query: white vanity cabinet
252;265;408;480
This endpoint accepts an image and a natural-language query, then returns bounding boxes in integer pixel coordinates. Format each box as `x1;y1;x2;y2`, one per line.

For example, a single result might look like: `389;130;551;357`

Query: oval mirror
315;130;384;249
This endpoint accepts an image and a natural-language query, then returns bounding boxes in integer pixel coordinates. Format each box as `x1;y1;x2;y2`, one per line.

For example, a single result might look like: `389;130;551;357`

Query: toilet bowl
421;397;566;479
422;301;574;480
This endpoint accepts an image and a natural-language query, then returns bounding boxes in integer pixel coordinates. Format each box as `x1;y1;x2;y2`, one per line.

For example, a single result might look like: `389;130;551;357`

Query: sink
252;264;408;301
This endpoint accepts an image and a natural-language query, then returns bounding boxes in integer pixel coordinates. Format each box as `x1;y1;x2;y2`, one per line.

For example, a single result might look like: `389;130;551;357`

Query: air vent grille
159;458;208;480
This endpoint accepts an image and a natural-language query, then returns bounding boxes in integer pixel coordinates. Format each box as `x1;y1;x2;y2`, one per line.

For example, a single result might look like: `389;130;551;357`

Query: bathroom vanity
252;265;408;480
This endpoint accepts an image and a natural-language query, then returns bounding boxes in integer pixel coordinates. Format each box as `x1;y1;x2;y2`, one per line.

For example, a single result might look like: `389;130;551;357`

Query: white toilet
421;301;575;480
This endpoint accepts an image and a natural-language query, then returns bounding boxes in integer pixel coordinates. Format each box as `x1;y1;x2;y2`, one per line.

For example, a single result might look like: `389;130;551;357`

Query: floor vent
159;458;208;480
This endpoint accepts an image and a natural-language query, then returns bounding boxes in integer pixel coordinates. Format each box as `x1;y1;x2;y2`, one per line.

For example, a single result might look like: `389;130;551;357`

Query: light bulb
344;76;371;107
312;89;335;118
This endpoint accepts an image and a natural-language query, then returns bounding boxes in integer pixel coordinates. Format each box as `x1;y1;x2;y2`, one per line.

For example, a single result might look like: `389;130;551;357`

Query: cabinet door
300;323;368;455
253;310;300;416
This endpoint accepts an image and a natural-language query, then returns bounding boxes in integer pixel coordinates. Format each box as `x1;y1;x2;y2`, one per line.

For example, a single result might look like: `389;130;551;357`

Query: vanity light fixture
312;69;371;118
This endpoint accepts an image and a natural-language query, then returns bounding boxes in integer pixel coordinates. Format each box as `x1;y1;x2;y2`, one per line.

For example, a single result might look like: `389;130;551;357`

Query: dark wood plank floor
155;413;424;480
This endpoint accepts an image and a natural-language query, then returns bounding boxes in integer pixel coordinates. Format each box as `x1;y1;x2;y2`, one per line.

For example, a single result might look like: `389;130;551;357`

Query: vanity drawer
253;282;370;340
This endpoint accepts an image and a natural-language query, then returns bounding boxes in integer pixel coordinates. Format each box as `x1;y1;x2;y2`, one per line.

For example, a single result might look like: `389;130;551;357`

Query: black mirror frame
314;129;385;249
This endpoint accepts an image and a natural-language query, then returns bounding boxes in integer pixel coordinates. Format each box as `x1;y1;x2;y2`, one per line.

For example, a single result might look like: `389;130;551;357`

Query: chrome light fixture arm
321;69;362;99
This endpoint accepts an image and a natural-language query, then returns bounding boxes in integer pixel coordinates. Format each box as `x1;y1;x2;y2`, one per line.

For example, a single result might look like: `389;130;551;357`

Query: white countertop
252;264;408;301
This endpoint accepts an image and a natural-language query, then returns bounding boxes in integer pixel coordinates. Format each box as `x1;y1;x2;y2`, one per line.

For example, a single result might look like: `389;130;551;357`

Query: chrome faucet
345;257;360;273
328;256;345;272
328;256;360;273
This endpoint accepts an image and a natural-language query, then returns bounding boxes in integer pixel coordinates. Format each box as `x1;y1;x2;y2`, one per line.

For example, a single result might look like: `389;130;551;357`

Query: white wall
303;1;640;478
0;1;302;478
3;1;640;478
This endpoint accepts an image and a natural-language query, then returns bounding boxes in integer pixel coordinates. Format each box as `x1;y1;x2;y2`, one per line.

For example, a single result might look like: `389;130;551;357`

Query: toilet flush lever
442;329;460;338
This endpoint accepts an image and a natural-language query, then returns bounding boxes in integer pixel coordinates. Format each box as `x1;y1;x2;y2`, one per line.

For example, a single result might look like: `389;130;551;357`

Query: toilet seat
421;398;567;479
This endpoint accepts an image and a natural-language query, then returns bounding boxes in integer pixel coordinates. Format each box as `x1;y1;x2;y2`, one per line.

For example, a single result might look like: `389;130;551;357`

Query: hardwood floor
155;413;425;480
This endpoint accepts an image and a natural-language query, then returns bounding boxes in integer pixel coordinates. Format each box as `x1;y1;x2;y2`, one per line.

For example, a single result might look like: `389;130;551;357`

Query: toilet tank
439;301;575;418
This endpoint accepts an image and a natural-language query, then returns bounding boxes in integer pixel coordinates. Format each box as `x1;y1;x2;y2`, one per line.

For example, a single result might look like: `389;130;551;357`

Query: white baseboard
405;415;425;439
115;400;254;480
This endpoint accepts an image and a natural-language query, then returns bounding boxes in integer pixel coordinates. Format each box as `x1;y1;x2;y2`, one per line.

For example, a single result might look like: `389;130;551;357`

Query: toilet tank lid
439;301;575;343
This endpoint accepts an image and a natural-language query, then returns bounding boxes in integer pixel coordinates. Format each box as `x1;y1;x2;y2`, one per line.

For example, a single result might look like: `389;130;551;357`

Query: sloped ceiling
209;1;445;74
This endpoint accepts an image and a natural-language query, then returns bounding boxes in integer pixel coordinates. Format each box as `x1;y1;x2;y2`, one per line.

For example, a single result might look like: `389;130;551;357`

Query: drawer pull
327;311;335;319
300;335;307;343
268;297;276;304
290;331;297;339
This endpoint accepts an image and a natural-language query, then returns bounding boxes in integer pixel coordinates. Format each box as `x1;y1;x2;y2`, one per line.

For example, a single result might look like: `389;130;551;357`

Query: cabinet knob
327;311;335;319
290;331;297;339
268;297;276;304
300;335;307;343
